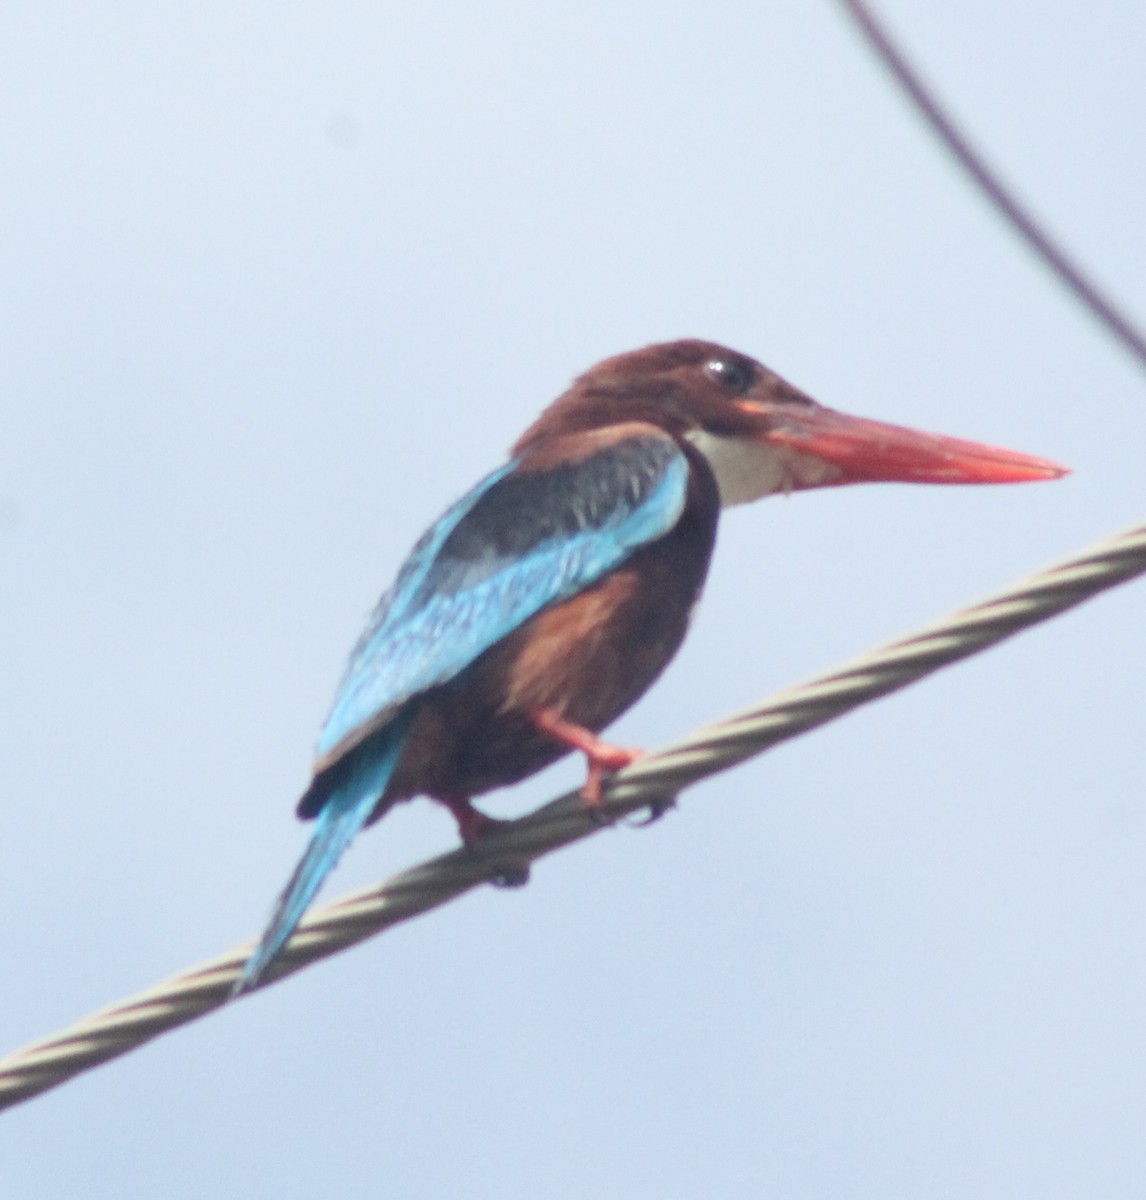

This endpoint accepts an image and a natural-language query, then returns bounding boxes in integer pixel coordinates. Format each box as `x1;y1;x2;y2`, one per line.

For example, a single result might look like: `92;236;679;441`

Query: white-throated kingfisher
235;339;1066;993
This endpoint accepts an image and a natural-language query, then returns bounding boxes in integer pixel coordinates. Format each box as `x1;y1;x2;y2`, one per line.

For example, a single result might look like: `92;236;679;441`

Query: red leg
434;794;499;845
527;709;645;806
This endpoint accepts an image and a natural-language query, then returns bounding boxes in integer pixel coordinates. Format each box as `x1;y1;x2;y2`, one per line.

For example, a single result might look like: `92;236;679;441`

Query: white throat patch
684;429;844;507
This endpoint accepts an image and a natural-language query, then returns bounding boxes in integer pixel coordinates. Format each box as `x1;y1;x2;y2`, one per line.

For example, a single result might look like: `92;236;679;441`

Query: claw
434;793;500;845
489;862;530;888
625;796;677;827
527;709;644;808
434;794;528;887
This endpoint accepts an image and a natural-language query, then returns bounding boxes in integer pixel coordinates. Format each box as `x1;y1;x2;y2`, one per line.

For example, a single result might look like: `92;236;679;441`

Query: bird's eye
703;358;754;394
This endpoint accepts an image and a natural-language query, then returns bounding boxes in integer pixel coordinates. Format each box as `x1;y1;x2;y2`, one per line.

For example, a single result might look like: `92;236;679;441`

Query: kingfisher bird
235;339;1065;993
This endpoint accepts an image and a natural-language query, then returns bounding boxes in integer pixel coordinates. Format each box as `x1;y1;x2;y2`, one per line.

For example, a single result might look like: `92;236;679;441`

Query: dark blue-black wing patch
316;429;689;760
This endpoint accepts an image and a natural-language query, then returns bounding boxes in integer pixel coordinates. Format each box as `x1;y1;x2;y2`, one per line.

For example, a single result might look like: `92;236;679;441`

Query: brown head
514;340;1067;506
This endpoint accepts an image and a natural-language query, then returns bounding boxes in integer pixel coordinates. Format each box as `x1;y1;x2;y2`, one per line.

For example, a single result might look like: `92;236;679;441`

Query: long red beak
761;405;1068;485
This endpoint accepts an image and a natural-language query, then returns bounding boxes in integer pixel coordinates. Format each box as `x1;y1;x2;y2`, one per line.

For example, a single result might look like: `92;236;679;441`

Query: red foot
435;794;499;845
527;709;645;806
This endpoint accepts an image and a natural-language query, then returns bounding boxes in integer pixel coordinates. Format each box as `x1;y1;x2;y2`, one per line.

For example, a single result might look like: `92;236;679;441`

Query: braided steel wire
1;520;1143;1114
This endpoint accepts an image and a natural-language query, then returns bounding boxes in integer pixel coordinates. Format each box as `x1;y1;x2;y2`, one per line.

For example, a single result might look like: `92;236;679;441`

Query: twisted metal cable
1;520;1144;1114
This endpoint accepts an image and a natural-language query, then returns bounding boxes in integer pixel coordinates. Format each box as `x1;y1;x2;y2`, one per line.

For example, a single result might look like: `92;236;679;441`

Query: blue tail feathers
232;710;415;996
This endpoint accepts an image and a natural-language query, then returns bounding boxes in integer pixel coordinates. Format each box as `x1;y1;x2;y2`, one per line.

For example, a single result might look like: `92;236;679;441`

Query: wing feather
316;429;689;760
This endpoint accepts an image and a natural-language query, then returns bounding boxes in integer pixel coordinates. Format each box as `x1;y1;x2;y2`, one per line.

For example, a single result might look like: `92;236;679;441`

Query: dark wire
837;0;1146;372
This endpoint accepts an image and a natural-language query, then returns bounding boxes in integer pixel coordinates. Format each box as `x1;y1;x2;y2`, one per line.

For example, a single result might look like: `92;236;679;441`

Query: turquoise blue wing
316;430;690;760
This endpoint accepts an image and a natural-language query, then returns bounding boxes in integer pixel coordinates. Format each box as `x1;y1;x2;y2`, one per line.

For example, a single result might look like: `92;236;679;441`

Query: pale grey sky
1;3;1144;1197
